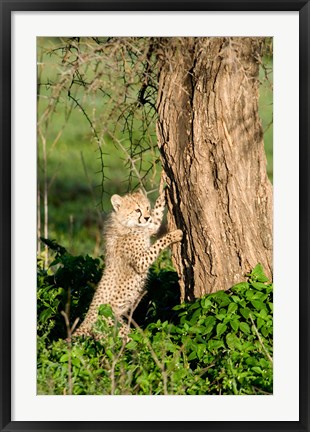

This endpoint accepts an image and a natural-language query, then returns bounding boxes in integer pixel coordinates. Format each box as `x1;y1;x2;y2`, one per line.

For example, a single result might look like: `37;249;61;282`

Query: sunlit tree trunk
156;37;273;302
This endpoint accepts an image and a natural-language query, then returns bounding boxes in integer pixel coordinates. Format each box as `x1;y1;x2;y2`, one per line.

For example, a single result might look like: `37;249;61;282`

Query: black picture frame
1;1;309;431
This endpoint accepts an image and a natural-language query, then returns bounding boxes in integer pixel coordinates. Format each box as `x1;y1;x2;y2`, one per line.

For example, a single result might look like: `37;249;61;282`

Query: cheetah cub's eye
135;209;141;213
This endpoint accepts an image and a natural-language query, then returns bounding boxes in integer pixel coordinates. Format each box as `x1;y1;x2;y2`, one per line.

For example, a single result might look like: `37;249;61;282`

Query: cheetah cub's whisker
73;176;183;341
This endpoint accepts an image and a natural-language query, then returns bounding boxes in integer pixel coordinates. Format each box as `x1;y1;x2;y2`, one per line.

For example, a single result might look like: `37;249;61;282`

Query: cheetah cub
73;176;183;340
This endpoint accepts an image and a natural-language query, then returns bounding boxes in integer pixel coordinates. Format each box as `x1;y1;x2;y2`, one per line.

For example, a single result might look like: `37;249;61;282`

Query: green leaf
190;308;203;324
197;343;206;359
226;333;242;350
188;351;197;361
189;325;204;334
252;291;265;300
172;303;186;311
126;340;138;350
39;308;54;323
259;358;270;368
40;237;67;255
239;322;251;334
256;317;264;330
71;357;81;367
212;290;230;307
219;296;230;307
250;264;269;283
208;339;225;351
228;302;238;314
240;308;251;319
98;304;113;318
251;282;268;291
59;353;68;362
261;326;271;337
216;323;227;337
245;289;255;300
259;309;268;319
201;298;212;309
188;302;201;311
251;300;265;311
242;341;256;352
202;316;216;334
105;349;113;360
232;282;249;292
230;319;239;332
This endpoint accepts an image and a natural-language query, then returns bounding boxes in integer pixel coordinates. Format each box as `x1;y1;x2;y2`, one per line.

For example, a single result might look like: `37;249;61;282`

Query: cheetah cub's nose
145;216;151;221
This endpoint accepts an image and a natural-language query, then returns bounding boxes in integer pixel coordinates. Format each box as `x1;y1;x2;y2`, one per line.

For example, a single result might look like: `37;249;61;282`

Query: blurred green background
37;37;273;257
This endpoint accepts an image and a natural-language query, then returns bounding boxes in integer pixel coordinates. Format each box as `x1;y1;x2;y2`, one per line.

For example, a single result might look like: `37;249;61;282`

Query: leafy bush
37;240;273;395
38;238;102;341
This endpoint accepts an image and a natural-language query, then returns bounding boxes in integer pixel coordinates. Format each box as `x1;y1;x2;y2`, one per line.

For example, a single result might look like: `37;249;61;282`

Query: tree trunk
156;37;273;302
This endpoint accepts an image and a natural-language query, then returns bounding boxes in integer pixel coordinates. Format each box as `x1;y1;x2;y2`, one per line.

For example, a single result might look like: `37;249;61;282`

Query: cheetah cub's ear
111;194;122;212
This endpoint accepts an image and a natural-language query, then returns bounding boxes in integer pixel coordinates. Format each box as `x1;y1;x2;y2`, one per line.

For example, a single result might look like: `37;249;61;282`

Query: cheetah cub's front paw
170;229;183;243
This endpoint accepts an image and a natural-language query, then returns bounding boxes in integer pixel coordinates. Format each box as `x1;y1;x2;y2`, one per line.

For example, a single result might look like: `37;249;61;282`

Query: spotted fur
73;178;183;340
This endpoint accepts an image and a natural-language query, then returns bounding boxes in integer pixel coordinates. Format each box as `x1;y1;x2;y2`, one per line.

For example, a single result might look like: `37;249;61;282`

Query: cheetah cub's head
111;190;152;228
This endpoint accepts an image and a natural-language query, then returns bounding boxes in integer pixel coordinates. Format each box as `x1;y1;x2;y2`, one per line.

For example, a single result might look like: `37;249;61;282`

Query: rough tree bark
156;37;273;302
